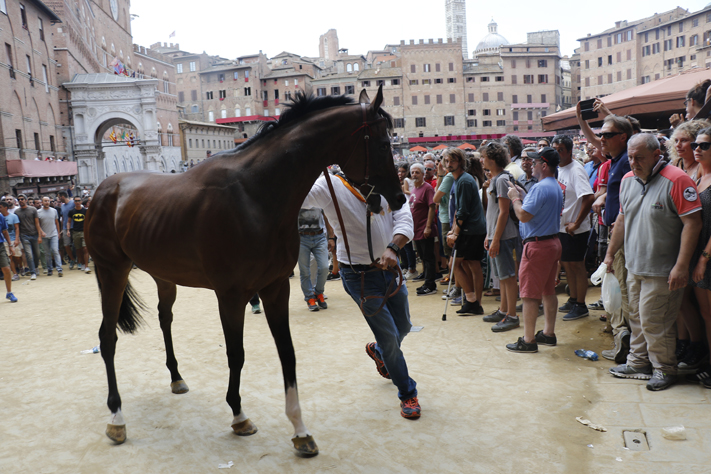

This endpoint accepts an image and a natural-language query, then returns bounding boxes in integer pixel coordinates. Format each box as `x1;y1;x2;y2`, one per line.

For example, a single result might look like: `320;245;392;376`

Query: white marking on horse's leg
231;409;248;426
109;408;125;425
285;386;310;438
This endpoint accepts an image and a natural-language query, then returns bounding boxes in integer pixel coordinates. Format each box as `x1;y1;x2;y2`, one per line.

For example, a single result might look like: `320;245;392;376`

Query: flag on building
109;129;117;144
169;31;176;38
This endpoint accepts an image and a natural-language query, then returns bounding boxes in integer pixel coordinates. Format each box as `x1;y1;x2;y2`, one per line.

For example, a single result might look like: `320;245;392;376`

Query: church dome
475;20;509;54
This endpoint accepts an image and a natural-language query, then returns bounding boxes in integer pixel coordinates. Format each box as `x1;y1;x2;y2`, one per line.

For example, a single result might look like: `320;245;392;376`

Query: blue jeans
340;267;417;401
43;235;63;272
298;233;328;300
21;234;40;275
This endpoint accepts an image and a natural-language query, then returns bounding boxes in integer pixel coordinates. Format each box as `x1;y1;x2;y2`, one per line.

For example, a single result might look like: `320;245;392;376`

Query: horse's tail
95;266;146;334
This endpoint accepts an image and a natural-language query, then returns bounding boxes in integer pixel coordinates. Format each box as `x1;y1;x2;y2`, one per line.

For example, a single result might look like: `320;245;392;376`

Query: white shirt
505;162;524;180
558;160;594;234
302;174;414;265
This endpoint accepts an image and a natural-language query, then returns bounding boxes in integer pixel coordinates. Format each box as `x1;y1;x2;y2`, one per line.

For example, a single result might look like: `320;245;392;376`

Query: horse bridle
322;103;402;318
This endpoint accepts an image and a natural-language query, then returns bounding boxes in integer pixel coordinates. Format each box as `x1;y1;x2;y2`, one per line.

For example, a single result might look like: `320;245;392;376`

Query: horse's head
341;86;406;212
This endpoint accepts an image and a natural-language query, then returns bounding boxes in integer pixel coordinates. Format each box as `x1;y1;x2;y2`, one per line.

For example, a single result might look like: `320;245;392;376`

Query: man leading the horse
302;170;420;419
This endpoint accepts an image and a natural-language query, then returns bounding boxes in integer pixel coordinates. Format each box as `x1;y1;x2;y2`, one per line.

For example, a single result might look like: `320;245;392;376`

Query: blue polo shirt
519;176;564;240
0;214;6;243
604;151;631;226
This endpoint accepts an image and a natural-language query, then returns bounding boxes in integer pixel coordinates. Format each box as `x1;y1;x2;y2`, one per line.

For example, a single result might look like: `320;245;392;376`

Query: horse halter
321;103;402;318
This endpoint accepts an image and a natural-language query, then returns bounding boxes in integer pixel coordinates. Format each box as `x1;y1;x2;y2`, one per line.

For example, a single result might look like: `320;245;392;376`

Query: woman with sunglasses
689;128;711;388
670;120;709;182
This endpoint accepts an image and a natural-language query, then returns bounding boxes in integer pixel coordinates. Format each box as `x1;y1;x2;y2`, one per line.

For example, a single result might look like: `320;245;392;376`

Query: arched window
235;108;241;117
354;63;360;71
245;107;251;116
221;109;227;119
347;63;353;72
208;111;214;122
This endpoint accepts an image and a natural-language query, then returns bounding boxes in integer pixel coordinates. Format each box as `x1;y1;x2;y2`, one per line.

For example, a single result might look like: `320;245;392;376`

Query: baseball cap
527;146;560;168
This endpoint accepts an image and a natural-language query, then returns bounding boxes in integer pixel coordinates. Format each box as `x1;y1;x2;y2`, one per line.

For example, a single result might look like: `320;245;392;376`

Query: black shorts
455;233;486;261
559;231;590;262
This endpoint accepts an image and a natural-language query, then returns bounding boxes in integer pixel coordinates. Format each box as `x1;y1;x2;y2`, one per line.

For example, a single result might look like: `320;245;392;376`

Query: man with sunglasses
591;115;634;364
605;133;702;391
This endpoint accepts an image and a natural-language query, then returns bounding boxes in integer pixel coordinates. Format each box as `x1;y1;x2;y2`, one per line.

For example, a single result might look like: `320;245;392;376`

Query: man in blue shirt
0;204;18;302
505;147;564;353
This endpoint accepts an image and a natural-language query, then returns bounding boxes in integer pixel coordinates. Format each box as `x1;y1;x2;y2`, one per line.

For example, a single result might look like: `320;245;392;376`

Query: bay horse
85;86;405;457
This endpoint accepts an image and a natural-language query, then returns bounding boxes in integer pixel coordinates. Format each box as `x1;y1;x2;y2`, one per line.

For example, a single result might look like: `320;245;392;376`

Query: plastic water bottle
575;349;598;361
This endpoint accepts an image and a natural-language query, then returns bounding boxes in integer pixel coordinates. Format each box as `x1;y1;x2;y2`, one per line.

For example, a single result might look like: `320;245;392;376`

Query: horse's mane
210;92;393;159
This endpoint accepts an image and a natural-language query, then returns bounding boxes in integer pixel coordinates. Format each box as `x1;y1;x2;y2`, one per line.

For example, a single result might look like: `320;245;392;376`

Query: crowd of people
0;185;94;303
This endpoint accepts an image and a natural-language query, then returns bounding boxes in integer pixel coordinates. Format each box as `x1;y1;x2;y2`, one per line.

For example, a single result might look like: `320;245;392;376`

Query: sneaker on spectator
85;267;91;274
609;364;653;380
30;273;37;280
483;309;505;323
47;270;53;276
316;293;328;309
456;299;484;315
602;330;630;363
69;261;75;270
6;292;18;302
562;304;589;321
406;269;418;279
416;286;437;296
678;342;708;371
534;330;557;346
558;298;576;312
588;299;605;310
42;268;48;275
646;369;677;391
491;315;520;332
506;337;538;353
365;342;390;379
400;397;421;419
307;298;319;312
450;296;462;306
58;270;63;278
11;274;19;281
411;273;425;282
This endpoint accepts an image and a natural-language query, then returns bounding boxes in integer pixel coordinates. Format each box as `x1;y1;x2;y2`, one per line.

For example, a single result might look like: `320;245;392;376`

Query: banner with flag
109;57;129;76
109;129;117;144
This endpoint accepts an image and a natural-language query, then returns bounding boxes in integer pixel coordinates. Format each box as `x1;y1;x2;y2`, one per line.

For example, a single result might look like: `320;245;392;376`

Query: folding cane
441;244;458;321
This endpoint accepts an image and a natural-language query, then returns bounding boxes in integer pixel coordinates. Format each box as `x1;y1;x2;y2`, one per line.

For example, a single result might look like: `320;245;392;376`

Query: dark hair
603;115;633;141
0;201;8;209
502;134;523;158
58;191;68;198
537;138;550;146
467;155;486;186
625;115;641;134
397;161;410;178
551;135;574;153
687;79;711;106
481;142;509;170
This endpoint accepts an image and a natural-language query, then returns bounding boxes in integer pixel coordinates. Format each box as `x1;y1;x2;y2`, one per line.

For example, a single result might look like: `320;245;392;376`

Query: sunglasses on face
425;167;434;171
691;142;711;151
596;132;623;139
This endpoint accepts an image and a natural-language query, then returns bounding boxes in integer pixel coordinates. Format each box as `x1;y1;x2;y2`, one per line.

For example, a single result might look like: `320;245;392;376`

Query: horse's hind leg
215;290;258;436
96;262;132;444
261;278;318;457
152;277;188;394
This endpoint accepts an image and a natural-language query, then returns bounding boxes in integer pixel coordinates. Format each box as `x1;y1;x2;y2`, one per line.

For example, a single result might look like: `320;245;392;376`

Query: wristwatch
386;242;401;254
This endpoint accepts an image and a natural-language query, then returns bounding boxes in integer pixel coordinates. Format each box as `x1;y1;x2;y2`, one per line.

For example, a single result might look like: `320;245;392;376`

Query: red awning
542;68;711;131
409;146;428;152
6;160;78;178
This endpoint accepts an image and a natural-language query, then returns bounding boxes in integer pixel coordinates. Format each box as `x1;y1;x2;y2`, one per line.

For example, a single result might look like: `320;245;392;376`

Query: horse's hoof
292;435;319;457
170;380;189;394
231;418;258;436
106;424;126;444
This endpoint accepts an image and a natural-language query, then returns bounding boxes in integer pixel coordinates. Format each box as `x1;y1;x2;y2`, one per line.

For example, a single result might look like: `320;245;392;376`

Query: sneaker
483;309;505;323
85;267;91;274
450;296;462;306
558;298;577;312
69;261;75;270
416;286;437;296
456;299;484;316
588;300;605;311
58;270;63;278
506;337;538;353
411;273;425;282
251;304;261;314
365;342;390;379
675;339;691;361
562;304;589;321
442;287;461;299
609;364;653;380
492;315;520;332
307;298;319;311
47;270;53;276
406;270;418;279
77;264;83;271
326;272;340;281
646;369;677;391
6;292;18;303
535;330;557;346
678;342;708;371
400;397;421;419
602;330;631;363
12;274;19;281
30;273;37;280
439;276;451;286
316;293;328;309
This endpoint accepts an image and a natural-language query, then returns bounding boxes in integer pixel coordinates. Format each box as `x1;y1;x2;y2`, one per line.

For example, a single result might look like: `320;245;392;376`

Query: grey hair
410;162;425;174
628;133;660;152
422;153;435;162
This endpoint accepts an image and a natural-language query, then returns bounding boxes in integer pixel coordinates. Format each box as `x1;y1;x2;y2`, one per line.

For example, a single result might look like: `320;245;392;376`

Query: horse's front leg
261;278;318;457
216;291;257;436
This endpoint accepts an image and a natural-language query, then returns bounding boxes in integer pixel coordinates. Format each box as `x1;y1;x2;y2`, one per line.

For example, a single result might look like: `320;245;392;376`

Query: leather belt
338;262;373;272
523;234;558;245
299;229;323;236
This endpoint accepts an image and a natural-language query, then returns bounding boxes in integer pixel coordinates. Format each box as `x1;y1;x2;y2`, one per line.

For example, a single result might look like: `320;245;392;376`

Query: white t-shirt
504;162;524;180
557;160;594;234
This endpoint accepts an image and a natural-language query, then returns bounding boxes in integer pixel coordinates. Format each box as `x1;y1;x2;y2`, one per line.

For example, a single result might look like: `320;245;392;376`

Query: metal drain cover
623;431;649;451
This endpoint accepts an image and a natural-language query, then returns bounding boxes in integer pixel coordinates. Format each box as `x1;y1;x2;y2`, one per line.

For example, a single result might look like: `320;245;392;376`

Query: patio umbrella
409;146;428;152
457;143;476;150
432;144;449;150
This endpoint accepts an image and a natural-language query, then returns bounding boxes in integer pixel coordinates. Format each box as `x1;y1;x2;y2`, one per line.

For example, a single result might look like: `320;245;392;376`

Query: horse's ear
359;89;370;104
370;84;384;111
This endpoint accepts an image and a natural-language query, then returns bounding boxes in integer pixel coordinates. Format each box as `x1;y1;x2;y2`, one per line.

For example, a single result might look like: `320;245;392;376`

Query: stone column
139;144;162;171
74;145;100;186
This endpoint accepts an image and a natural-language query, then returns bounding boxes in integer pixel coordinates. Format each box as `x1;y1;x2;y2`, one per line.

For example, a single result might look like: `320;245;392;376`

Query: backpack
491;171;522;224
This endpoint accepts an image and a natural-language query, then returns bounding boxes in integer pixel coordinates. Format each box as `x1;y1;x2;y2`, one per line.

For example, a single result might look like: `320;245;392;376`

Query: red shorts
519;238;562;299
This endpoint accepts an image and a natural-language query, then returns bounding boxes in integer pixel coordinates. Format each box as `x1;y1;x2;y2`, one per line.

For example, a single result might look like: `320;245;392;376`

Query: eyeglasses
522;156;534;162
684;99;690;106
18;198;26;201
596;132;623;139
425;167;434;171
691;142;711;151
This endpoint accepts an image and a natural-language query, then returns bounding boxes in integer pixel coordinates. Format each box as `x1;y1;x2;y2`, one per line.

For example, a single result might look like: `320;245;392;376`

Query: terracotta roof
357;67;402;79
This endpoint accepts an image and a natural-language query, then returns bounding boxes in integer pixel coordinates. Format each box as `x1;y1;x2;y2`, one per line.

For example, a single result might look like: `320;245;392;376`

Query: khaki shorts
72;230;86;249
0;243;9;268
62;231;72;247
3;241;22;258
